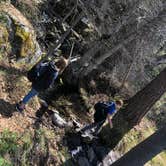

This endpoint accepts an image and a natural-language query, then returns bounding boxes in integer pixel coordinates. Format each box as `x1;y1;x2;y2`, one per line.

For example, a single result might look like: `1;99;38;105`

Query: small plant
0;157;12;166
0;14;8;25
0;130;19;155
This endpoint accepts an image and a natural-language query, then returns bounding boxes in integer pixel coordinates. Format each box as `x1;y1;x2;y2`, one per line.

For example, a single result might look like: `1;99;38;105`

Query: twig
119;58;135;91
69;42;75;60
48;11;84;57
61;3;77;24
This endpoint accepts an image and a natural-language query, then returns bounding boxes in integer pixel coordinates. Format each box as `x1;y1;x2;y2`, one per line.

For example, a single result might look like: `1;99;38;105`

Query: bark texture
111;127;166;166
100;67;166;147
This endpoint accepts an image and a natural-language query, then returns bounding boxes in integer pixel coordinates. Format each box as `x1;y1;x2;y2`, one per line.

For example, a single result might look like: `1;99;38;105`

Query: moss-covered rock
0;3;42;67
15;23;35;57
0;13;10;59
0;24;8;45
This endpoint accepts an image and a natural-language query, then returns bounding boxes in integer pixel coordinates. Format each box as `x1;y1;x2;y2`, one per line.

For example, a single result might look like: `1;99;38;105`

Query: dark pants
22;88;38;104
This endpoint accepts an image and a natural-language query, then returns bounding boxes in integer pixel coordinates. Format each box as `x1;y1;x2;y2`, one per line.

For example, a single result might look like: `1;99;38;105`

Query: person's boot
16;101;25;113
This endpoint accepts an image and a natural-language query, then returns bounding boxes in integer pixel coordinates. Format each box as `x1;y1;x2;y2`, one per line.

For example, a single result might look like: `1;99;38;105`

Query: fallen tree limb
48;11;84;57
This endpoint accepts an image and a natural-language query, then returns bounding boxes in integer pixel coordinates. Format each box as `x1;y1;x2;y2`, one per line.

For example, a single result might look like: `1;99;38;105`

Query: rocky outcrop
0;2;41;67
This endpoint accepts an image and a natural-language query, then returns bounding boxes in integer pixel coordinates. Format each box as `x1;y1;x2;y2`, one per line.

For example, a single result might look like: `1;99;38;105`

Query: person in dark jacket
94;99;123;128
16;57;68;112
81;99;123;136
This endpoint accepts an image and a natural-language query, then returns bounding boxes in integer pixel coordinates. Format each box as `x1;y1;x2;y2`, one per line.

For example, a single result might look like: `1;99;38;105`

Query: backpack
30;62;58;92
27;61;49;83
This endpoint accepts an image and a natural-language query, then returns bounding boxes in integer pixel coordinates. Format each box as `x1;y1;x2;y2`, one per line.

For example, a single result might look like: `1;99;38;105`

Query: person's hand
107;114;113;129
109;120;113;129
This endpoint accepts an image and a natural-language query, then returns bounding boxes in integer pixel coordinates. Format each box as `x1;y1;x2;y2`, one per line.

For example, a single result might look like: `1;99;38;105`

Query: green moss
0;13;8;26
15;25;30;42
0;24;9;48
0;69;6;75
15;24;35;57
0;13;11;57
0;157;12;166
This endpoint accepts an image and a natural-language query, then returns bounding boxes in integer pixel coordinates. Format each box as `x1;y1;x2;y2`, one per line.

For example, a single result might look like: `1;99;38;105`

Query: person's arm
37;62;49;77
49;72;59;88
107;114;113;128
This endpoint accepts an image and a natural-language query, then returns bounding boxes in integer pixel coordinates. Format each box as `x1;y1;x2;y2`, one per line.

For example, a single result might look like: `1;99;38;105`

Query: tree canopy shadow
0;64;26;76
0;99;16;117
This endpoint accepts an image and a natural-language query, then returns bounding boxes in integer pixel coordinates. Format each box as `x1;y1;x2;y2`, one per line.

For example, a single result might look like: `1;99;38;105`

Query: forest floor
0;60;37;133
0;57;97;165
0;1;166;166
0;57;166;166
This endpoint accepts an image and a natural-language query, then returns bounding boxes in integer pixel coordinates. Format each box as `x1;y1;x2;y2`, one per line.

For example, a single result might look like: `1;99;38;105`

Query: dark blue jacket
32;62;58;92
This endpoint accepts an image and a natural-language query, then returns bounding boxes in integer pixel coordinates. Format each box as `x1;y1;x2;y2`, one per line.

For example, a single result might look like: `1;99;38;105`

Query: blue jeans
22;88;38;104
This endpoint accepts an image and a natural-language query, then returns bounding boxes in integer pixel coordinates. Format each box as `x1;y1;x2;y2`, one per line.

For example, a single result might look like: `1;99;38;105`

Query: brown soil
0;60;40;133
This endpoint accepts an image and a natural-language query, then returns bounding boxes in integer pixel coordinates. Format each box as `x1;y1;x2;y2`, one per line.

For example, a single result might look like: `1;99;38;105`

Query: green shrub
0;157;12;166
0;130;18;155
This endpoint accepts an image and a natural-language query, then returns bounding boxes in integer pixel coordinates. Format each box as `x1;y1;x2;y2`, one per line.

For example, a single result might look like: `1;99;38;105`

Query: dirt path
0;2;40;133
0;60;40;133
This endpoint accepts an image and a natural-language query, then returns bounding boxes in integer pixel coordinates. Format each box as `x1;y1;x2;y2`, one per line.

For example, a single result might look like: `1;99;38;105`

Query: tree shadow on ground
0;64;26;76
0;99;16;117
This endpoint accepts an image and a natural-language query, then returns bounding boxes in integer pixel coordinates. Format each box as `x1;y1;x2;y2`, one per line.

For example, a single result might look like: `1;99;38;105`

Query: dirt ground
0;60;40;133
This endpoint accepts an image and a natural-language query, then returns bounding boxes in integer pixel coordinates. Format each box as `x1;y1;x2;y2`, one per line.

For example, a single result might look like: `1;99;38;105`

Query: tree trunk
124;67;166;126
111;127;166;166
100;67;166;147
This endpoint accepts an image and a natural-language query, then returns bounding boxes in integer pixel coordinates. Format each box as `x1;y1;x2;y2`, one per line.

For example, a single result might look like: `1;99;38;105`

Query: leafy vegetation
0;157;12;166
0;130;18;155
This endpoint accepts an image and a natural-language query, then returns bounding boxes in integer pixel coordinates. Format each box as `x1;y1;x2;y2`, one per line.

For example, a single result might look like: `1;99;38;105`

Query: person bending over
81;99;123;135
16;57;68;113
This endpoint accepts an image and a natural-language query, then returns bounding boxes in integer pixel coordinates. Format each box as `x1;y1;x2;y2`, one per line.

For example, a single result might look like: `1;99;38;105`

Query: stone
52;112;67;128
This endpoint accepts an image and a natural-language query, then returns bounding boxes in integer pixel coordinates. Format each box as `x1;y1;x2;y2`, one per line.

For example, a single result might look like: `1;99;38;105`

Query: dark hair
55;57;68;72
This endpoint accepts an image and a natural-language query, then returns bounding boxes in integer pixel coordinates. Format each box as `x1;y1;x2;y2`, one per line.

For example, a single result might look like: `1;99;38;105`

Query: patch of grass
58;146;70;164
0;130;19;155
0;69;6;75
116;118;166;165
145;151;166;166
19;132;33;165
0;130;34;165
0;14;8;26
0;157;12;166
116;118;156;154
34;128;48;152
43;128;56;140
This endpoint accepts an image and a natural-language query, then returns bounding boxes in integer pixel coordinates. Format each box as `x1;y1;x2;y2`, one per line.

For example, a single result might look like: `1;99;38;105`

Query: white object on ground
52;112;67;128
